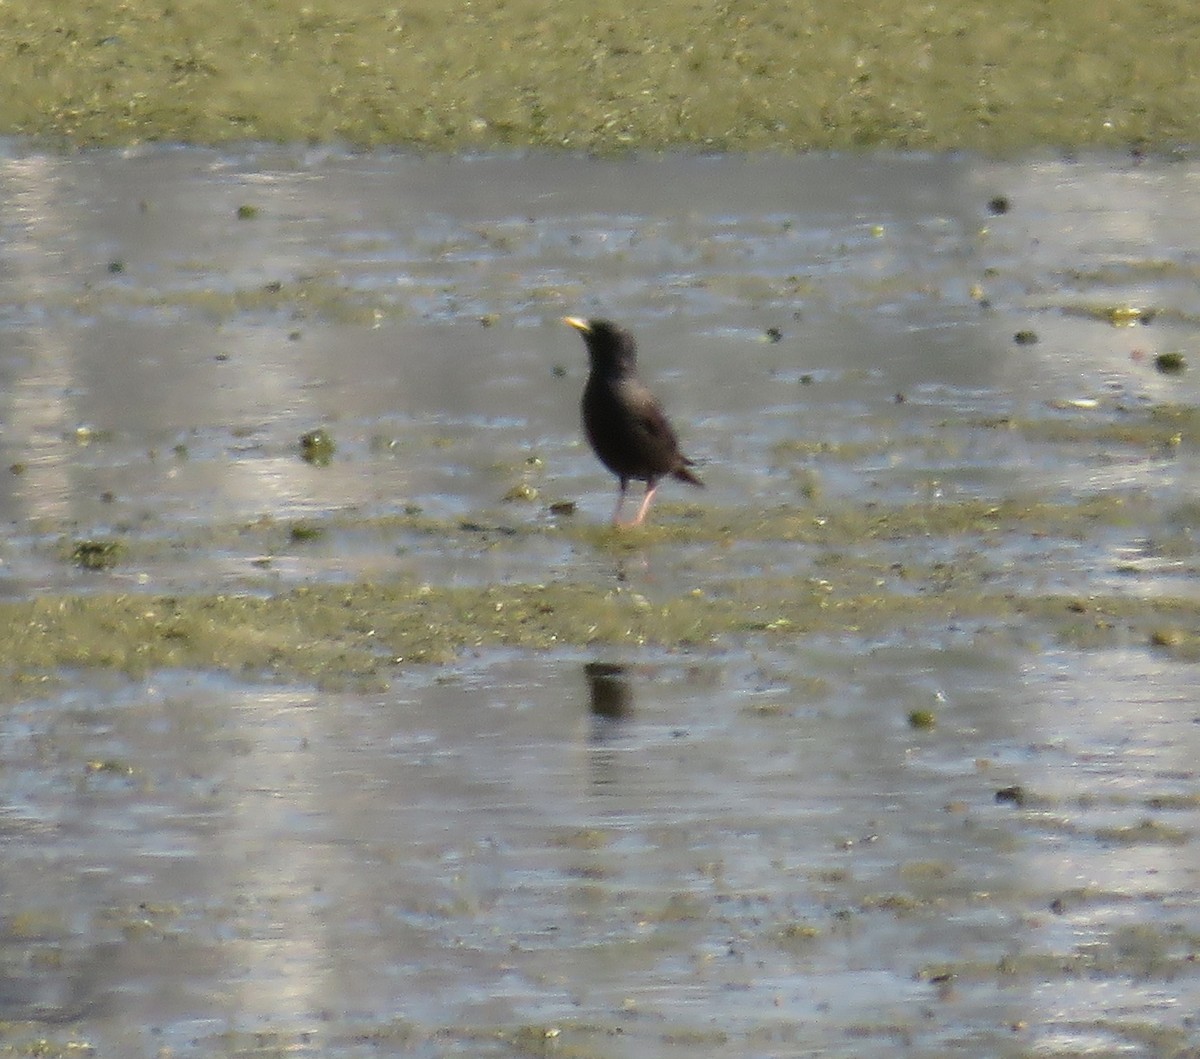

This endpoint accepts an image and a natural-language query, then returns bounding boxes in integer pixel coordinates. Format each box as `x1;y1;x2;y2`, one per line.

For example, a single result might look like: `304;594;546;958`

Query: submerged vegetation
0;485;1197;695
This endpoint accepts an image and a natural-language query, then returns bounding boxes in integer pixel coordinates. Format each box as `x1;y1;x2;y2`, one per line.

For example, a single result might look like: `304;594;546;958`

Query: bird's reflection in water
584;661;634;792
585;661;633;722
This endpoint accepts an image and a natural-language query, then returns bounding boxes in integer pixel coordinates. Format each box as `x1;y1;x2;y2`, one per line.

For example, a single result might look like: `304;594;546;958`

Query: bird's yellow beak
562;316;591;333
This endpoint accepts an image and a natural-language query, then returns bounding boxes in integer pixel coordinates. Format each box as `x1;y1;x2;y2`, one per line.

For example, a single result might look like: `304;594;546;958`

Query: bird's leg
611;478;629;526
630;479;659;526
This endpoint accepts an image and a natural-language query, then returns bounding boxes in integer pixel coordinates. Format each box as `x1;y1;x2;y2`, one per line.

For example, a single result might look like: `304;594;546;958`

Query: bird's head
563;317;638;376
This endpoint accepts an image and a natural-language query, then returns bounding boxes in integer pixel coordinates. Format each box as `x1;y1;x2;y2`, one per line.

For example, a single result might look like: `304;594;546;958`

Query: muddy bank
3;0;1199;151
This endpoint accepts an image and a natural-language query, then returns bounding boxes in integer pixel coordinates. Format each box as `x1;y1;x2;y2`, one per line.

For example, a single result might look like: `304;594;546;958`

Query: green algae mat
7;490;1200;694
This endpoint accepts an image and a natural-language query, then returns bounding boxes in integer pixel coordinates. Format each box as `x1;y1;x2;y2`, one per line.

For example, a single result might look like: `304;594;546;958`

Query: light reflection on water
0;146;1198;1055
4;645;1197;1056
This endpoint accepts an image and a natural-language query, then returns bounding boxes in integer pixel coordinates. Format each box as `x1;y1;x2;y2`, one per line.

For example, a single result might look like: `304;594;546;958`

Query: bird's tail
673;461;704;488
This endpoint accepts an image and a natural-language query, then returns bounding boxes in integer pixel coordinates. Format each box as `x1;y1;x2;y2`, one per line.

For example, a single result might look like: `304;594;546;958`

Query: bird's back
583;371;694;483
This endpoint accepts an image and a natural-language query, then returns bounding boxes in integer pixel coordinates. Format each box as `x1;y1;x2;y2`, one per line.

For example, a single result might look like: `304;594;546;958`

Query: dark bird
563;316;703;526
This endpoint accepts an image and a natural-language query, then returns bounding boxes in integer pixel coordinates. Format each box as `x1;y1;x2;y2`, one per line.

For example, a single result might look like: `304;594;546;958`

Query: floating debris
289;523;325;543
1154;351;1186;375
1013;330;1038;345
71;539;124;570
86;759;136;776
908;708;937;730
1148;627;1183;647
299;429;336;466
1108;306;1147;326
994;785;1027;806
503;482;538;502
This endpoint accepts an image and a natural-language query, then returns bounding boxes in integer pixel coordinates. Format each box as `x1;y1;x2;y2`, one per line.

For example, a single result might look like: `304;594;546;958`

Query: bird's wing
636;403;675;442
626;384;678;443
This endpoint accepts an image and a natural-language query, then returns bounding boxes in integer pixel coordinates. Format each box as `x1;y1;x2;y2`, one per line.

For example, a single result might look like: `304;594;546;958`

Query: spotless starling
563;317;703;526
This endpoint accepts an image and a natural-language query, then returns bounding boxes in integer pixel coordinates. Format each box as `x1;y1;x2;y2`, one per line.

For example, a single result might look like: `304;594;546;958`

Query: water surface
0;147;1198;1057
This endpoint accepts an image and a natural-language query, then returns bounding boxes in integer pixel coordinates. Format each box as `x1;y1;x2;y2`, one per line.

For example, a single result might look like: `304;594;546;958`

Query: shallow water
1;146;1199;1057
